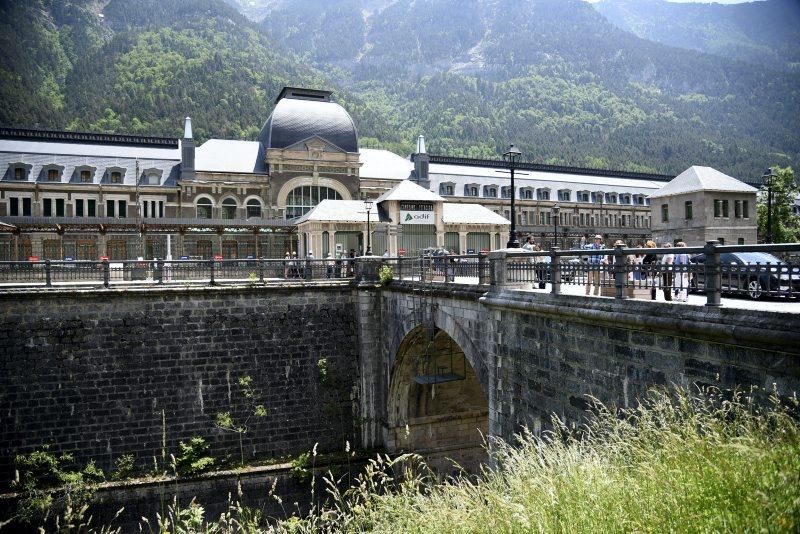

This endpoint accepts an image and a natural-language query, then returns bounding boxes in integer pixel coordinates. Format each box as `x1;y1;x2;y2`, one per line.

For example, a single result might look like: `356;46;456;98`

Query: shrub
378;264;393;285
175;437;215;476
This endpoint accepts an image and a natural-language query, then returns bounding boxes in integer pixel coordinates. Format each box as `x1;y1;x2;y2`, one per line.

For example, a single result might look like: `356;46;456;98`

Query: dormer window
501;186;513;199
80;170;92;183
592;192;604;203
619;194;631;204
13;167;26;180
111;171;122;184
439;182;455;196
605;193;617;204
558;189;571;202
536;188;550;201
464;184;479;197
483;186;497;198
47;169;60;182
520;188;534;199
141;168;163;186
577;191;590;202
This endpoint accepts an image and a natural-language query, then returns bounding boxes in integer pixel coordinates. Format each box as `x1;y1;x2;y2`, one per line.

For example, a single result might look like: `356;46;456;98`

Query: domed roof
259;88;358;153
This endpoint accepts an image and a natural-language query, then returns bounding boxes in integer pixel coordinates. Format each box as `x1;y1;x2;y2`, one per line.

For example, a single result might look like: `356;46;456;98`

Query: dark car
690;252;800;299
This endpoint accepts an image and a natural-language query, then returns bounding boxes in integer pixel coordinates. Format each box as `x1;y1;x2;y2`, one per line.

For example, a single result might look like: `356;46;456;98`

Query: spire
183;117;193;139
416;134;426;155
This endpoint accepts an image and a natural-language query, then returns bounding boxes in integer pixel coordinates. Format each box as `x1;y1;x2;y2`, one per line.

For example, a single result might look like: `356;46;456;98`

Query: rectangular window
685;201;693;220
742;200;749;218
9;198;18;216
110;171;122;184
80;170;92;183
43;198;52;217
714;199;722;218
48;169;59;181
55;199;64;217
14;168;24;180
722;199;729;218
75;199;84;217
734;200;741;218
738;238;745;245
22;198;31;216
106;200;115;217
118;200;127;218
87;199;96;217
661;204;668;222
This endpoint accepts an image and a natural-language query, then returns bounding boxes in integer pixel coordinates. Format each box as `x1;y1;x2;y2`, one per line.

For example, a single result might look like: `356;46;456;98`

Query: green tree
757;166;799;243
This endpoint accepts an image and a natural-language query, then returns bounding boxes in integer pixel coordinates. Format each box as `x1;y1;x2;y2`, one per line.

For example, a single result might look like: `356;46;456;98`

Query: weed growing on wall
378;264;394;285
174;438;215;477
216;375;267;466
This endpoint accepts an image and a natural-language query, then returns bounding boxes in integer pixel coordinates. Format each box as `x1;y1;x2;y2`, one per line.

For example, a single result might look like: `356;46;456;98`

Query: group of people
582;234;691;302
283;248;356;279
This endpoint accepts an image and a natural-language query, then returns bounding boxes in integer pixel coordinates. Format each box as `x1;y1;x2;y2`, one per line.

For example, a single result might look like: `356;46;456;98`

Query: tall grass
278;387;799;533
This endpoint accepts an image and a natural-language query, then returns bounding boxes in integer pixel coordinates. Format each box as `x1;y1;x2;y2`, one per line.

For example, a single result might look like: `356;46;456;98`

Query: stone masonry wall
0;286;359;485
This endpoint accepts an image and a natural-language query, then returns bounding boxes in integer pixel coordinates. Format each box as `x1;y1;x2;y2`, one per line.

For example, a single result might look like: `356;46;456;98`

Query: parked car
690;252;800;299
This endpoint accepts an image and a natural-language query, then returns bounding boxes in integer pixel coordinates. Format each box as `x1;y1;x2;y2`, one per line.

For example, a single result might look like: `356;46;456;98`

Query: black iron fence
0;258;356;289
492;241;800;305
383;254;491;285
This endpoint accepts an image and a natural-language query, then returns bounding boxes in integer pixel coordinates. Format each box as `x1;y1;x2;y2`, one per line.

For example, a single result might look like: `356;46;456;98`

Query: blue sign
64;256;75;261
180;256;189;260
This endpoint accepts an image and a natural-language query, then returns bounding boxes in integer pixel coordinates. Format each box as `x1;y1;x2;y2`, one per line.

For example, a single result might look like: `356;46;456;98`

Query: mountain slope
259;0;800;179
593;0;800;73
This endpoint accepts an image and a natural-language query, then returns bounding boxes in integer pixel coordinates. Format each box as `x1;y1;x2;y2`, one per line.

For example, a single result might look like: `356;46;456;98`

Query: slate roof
649;166;757;199
375;179;444;203
360;148;413;180
259;98;358;153
195;139;266;173
295;200;373;223
442;203;510;225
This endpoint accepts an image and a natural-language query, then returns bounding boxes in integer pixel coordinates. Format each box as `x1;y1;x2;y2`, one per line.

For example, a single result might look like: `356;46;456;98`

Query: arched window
197;198;213;219
246;198;262;219
285;185;342;218
221;198;237;219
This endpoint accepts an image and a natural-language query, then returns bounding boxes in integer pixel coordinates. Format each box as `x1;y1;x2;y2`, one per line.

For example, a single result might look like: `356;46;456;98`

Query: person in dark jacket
642;240;658;300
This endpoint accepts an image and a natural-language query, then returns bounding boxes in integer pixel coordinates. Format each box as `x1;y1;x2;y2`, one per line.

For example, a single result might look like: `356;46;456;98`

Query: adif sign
400;211;434;225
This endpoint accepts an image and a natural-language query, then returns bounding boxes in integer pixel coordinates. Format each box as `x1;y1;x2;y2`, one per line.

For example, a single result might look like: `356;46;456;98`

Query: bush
175;438;215;476
378;265;393;285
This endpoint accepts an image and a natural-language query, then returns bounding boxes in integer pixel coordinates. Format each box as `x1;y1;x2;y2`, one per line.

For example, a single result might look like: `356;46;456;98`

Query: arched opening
388;325;489;472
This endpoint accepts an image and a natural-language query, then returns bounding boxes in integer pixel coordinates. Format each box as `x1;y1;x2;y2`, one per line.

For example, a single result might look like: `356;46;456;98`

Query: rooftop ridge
427;155;674;182
0;127;179;148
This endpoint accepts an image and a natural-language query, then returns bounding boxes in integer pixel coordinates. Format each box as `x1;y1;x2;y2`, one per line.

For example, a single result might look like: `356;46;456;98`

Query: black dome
260;96;358;153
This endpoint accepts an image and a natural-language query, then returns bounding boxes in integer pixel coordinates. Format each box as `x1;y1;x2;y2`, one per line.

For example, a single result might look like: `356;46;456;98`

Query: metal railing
0;258;356;289
491;241;800;305
382;254;491;285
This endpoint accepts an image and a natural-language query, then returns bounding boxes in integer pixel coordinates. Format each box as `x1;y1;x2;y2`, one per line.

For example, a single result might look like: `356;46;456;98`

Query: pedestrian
660;243;674;301
642;240;658;300
674;241;690;302
534;243;548;289
580;233;588;249
382;249;389;258
290;251;299;278
584;234;605;296
347;249;355;277
283;251;290;278
326;253;335;279
522;236;535;252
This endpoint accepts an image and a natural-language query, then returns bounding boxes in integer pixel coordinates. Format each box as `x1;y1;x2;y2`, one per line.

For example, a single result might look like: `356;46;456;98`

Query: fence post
45;260;52;288
550;249;561;295
102;259;110;288
156;258;164;284
258;257;265;283
398;257;403;281
209;259;215;286
489;251;506;286
478;254;486;285
305;259;312;280
614;244;627;300
704;240;722;307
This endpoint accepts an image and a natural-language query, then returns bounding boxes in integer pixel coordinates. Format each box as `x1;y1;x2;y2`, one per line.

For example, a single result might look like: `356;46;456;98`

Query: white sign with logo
400;210;434;225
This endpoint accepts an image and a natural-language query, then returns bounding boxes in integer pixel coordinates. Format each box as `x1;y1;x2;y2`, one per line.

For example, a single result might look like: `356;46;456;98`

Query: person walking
326;253;335;279
660;243;674;301
642;240;658;300
584;234;605;296
673;241;690;302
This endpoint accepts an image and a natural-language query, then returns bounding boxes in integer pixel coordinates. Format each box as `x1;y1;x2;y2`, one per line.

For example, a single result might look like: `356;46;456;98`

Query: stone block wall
0;286;359;485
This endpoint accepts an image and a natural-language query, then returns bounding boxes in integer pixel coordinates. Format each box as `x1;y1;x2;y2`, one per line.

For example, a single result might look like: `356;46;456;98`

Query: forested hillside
593;0;800;73
1;0;798;181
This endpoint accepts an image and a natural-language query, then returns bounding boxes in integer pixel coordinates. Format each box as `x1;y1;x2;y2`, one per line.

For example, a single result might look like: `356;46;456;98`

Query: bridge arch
386;300;490;471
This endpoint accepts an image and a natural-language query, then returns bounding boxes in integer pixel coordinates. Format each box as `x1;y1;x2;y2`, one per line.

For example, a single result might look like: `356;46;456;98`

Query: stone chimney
180;116;195;181
412;134;430;190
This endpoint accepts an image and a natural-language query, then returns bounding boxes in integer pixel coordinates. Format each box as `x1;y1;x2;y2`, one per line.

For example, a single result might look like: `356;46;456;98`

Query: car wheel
747;279;764;300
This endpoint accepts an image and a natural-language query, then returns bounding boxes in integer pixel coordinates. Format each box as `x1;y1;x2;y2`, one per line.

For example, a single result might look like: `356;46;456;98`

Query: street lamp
503;144;522;248
762;167;777;244
551;204;560;249
364;199;374;255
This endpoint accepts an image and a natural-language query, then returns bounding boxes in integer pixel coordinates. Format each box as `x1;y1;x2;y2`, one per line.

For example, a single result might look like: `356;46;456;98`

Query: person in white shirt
673;241;690;302
660;243;675;301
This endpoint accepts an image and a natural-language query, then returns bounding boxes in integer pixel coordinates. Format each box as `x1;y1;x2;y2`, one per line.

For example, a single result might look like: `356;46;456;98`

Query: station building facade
0;85;751;261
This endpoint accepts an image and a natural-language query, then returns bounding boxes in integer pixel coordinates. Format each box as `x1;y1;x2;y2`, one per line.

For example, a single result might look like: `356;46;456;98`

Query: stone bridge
1;269;799;480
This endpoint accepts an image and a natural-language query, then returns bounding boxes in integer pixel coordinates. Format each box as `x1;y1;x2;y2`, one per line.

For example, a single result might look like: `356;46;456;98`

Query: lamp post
364;199;374;255
551;204;560;249
503;144;522;248
762;167;777;244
